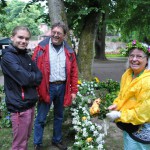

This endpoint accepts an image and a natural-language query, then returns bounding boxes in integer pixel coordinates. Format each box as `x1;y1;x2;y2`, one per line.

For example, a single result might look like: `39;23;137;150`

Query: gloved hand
106;111;121;122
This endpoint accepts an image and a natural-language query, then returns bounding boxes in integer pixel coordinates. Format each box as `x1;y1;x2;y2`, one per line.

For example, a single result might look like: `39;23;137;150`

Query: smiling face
11;29;30;50
51;26;66;45
129;49;148;75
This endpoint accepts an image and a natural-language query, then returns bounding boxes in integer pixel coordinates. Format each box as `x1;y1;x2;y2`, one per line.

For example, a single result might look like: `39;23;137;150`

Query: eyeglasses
129;54;147;60
51;31;63;36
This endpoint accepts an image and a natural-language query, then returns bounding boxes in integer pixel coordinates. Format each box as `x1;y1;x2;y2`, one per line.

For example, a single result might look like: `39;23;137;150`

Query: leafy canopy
0;0;45;37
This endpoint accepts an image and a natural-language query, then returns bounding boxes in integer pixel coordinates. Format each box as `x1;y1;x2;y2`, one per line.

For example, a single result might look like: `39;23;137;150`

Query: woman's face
129;49;148;75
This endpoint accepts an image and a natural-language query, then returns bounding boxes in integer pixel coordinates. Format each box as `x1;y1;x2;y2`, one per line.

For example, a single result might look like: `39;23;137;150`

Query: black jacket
1;45;42;112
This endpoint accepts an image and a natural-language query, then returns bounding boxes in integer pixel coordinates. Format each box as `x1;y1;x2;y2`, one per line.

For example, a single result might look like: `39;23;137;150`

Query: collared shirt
49;39;66;82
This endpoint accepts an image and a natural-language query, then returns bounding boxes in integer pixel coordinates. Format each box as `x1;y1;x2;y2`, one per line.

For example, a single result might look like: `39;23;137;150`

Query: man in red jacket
32;22;78;150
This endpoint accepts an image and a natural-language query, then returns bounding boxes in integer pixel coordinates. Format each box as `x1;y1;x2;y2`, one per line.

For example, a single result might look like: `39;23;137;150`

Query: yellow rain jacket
113;68;150;125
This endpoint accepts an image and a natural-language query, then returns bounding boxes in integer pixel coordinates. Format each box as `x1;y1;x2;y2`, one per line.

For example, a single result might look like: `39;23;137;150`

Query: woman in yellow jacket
106;40;150;150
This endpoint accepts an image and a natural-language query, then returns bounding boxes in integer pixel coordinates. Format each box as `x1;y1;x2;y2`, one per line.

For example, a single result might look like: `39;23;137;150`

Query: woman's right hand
108;104;117;110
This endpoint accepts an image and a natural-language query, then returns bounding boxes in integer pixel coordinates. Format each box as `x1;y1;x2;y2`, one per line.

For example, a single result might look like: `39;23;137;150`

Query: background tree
108;0;150;44
0;0;7;12
0;0;44;37
0;0;149;79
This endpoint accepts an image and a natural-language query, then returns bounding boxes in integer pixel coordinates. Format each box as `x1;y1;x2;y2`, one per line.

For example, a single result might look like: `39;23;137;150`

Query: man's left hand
71;93;76;100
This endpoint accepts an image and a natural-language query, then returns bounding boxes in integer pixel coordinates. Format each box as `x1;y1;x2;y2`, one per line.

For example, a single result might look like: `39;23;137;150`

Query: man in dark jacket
32;22;78;150
1;26;42;150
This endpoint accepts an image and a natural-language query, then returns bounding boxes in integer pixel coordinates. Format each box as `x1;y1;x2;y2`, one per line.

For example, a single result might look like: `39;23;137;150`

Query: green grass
0;121;123;150
106;54;125;58
0;119;74;150
0;128;12;150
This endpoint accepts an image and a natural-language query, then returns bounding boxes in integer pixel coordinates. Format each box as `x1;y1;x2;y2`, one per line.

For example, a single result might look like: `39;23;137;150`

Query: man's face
51;27;66;45
11;29;30;50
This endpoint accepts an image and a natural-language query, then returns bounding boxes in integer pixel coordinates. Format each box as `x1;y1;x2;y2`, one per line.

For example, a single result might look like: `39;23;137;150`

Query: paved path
93;58;126;82
0;58;127;85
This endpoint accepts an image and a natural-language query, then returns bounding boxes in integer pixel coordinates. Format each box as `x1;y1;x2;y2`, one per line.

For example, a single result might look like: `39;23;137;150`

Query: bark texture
48;0;71;44
48;0;67;24
95;13;107;60
78;12;100;80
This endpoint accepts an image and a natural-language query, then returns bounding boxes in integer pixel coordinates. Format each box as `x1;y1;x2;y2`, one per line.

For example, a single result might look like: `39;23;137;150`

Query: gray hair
51;22;68;35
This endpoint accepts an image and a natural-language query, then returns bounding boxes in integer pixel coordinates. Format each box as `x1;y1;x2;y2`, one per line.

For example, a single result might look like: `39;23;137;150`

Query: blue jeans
34;83;66;145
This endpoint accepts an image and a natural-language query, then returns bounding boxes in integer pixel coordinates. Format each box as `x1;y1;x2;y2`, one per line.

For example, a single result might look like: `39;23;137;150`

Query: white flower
74;141;82;146
96;124;103;131
90;125;95;131
93;130;99;137
98;143;103;150
96;134;105;143
83;131;88;137
88;145;94;149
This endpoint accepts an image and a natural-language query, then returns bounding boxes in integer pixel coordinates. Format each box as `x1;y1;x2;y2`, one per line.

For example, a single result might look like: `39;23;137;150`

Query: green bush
0;98;12;128
0;85;12;128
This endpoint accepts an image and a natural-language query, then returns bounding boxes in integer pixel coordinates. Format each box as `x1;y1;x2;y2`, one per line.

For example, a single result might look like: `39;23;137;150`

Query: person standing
1;26;42;150
106;40;150;150
32;22;78;150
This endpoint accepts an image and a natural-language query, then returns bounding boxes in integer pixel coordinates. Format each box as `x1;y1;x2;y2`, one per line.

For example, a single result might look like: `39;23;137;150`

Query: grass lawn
106;54;125;58
0;118;75;150
0;121;123;150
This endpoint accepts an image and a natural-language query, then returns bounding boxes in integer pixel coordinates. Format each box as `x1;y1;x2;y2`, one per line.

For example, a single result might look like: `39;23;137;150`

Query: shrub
0;85;12;128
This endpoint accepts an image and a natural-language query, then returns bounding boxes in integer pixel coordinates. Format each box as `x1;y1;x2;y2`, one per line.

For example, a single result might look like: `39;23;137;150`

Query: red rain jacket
32;37;78;106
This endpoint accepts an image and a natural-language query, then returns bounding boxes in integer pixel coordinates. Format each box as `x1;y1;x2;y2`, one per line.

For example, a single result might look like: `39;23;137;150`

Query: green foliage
111;38;118;42
0;85;11;128
118;1;150;42
64;0;102;37
0;128;12;150
69;78;120;121
99;91;118;119
98;79;120;93
120;40;149;56
0;100;11;128
96;79;120;119
0;0;45;36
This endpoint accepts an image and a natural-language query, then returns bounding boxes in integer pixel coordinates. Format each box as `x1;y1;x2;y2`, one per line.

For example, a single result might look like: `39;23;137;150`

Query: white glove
106;111;121;122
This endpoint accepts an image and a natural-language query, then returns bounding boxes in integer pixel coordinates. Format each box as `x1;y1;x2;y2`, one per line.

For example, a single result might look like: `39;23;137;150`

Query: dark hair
11;26;31;38
51;22;68;35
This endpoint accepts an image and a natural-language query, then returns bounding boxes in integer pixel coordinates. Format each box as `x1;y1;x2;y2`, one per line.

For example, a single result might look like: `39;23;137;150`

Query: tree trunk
95;13;107;60
47;0;72;45
48;0;67;25
78;12;100;80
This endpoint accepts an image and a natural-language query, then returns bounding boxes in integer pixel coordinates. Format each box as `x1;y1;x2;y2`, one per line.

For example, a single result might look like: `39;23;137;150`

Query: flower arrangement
120;40;150;56
69;78;120;149
71;94;106;149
